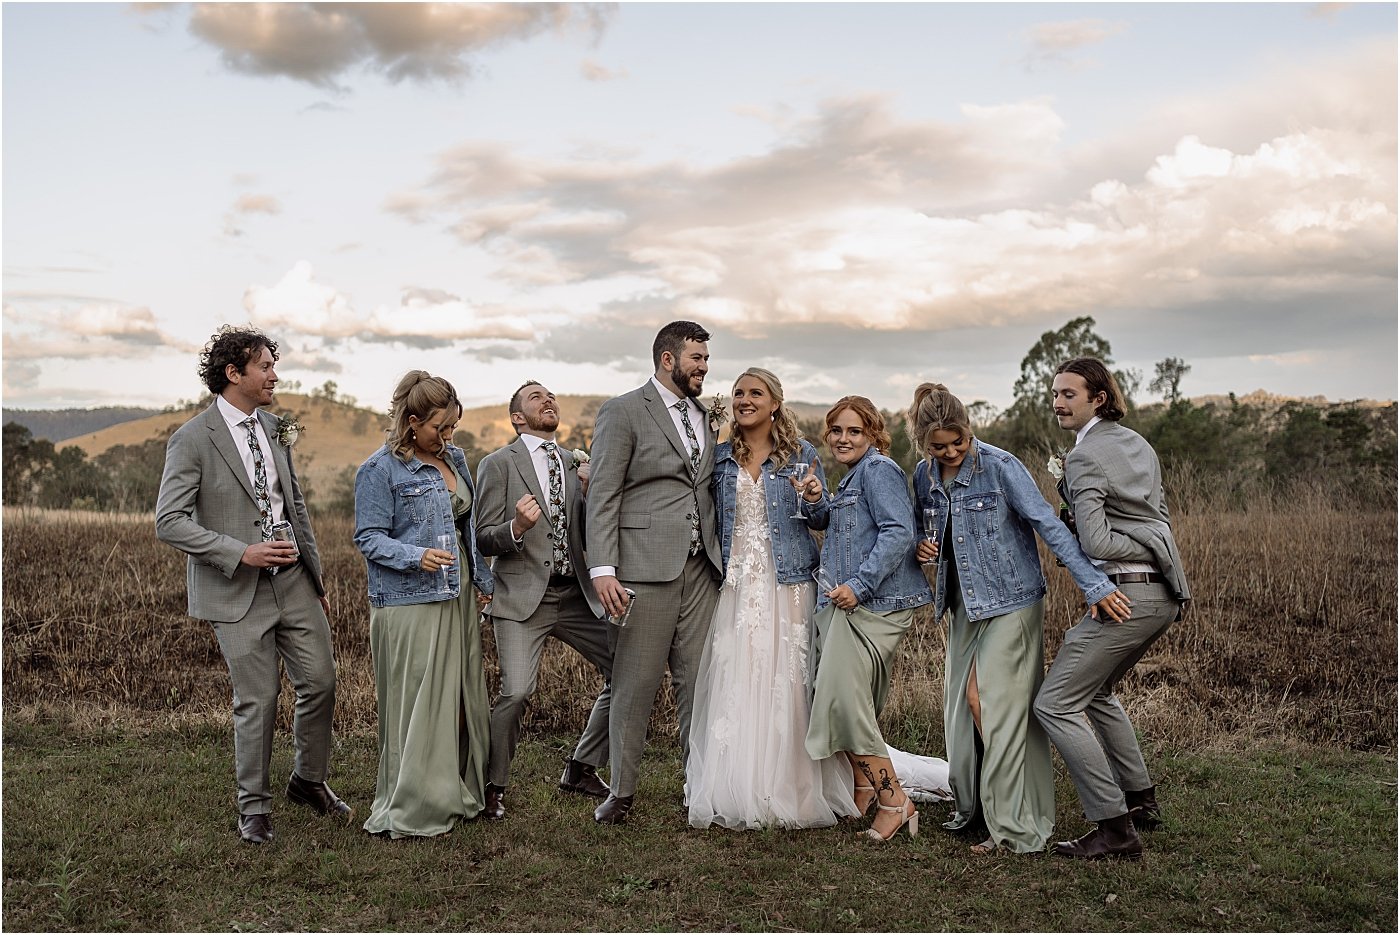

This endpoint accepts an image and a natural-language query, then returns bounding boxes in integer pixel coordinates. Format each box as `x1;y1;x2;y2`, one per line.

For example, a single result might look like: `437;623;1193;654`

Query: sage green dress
939;477;1055;853
363;468;489;838
805;602;914;760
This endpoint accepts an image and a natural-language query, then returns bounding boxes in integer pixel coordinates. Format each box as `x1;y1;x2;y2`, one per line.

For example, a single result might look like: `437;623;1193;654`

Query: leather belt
1109;572;1167;586
549;574;576;588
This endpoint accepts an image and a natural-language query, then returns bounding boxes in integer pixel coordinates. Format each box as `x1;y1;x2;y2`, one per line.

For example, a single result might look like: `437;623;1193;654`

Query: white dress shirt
216;394;287;527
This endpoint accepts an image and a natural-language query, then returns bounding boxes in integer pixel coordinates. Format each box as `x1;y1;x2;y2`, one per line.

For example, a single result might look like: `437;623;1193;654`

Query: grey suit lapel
642;382;693;470
258;409;296;500
205;404;257;503
508;437;551;527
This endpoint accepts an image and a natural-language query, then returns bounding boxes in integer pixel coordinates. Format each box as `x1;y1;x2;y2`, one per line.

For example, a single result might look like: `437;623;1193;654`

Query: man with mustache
586;320;723;824
1035;357;1191;861
475;381;613;820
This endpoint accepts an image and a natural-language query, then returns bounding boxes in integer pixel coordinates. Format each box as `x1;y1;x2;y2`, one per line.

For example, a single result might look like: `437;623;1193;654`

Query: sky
3;1;1396;415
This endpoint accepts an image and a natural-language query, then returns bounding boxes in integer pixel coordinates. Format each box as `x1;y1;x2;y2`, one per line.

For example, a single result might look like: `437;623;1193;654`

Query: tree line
4;318;1393;515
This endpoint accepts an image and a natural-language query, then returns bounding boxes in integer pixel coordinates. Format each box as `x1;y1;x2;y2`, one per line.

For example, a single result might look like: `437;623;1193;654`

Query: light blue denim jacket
354;443;494;608
818;449;932;613
712;439;829;585
912;439;1114;622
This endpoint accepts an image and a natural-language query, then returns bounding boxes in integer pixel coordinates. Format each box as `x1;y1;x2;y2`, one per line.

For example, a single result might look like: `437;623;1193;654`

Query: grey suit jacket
586;381;722;582
475;435;604;621
1064;420;1190;604
155;401;325;622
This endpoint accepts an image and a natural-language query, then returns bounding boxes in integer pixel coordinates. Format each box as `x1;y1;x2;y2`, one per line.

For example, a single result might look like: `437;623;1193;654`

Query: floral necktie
673;401;702;556
540;441;572;578
242;416;275;543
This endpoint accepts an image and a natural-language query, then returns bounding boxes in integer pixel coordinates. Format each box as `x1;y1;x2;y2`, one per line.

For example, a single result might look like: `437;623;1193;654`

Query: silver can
608;587;637;627
270;520;299;558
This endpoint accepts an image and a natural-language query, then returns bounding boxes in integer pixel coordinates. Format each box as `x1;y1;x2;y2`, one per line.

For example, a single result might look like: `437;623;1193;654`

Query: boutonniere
1046;451;1066;481
275;414;304;448
571;448;590;467
706;394;730;434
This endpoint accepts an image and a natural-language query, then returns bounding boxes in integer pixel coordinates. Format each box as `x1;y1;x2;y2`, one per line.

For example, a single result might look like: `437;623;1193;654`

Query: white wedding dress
686;469;860;829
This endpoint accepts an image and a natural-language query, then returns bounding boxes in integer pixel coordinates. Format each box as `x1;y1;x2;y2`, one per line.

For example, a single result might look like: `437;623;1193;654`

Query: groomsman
587;320;723;824
475;381;614;820
156;326;349;844
1035;357;1191;860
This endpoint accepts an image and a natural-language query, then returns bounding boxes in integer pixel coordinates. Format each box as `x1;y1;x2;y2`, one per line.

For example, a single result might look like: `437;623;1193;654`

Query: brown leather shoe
1052;814;1143;861
559;759;610;799
593;793;634;824
1125;786;1162;831
239;813;274;844
286;773;353;822
483;784;506;821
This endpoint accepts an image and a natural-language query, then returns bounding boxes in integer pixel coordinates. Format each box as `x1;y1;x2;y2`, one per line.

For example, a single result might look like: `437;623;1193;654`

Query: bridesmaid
805;396;933;842
353;371;495;838
908;382;1127;854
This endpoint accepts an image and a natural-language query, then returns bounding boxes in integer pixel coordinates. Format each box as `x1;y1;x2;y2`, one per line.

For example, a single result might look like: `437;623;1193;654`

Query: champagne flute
437;532;455;591
789;461;810;519
921;507;939;566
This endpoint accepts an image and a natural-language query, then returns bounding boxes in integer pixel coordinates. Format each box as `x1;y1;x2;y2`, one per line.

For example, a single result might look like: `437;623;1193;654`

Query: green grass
3;717;1395;932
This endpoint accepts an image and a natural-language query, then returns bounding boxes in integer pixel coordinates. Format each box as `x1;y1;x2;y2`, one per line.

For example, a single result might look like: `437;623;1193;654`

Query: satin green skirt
941;596;1055;853
363;590;489;838
804;603;912;760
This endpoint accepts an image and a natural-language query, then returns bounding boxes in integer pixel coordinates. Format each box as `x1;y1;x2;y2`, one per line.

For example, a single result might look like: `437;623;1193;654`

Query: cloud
580;58;626;82
223;192;283;237
1022;18;1127;71
385;49;1394;345
242;260;538;345
2;302;197;361
169;2;615;90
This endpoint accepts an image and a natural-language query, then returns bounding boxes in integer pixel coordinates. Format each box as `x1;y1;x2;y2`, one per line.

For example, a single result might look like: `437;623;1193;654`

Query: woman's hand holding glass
420;546;455;573
917;507;940;565
789;462;822;510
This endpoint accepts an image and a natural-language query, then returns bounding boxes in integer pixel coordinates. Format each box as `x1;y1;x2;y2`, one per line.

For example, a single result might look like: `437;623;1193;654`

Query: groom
1035;356;1190;861
156;326;349;844
586;320;723;824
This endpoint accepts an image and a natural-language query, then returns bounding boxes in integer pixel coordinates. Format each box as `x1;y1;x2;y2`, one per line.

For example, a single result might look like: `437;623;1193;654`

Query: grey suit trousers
1034;579;1177;821
487;579;613;787
607;553;720;797
209;561;337;815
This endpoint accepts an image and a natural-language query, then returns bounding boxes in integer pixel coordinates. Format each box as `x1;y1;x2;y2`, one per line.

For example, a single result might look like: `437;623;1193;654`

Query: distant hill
2;406;163;442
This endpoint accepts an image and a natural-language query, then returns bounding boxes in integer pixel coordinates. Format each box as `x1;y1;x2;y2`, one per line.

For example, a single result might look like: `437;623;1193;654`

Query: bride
686;368;950;830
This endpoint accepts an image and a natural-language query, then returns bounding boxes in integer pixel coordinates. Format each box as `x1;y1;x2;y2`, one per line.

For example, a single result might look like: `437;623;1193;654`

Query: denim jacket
712;439;829;585
354;443;494;608
912;439;1114;623
818;449;932;613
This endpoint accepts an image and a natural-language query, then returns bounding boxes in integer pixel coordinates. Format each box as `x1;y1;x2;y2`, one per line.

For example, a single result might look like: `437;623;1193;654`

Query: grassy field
2;507;1396;931
2;715;1395;932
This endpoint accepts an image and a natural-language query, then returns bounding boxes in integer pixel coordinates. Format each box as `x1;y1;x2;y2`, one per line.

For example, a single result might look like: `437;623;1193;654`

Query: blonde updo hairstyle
824;395;892;454
387;370;461;462
730;367;804;469
908;382;978;471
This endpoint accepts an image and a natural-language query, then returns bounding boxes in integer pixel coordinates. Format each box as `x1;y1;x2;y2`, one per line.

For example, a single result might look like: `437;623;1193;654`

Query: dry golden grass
3;505;1394;754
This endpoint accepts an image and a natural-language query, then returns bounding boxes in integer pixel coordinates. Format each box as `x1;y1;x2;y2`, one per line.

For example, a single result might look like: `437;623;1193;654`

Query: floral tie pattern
540;441;572;578
242;417;278;574
673;400;703;556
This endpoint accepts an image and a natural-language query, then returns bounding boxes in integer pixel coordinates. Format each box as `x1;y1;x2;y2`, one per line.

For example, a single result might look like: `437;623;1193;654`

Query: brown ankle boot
1125;786;1162;831
1052;813;1143;861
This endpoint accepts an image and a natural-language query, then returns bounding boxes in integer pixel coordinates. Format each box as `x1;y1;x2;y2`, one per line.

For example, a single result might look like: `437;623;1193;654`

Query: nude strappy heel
858;792;919;841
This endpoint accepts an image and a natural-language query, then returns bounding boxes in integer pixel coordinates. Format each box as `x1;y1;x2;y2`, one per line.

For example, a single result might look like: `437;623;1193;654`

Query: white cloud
243;260;537;344
223;192;283;237
1022;18;1128;71
166;2;615;90
2;302;197;361
580;58;627;82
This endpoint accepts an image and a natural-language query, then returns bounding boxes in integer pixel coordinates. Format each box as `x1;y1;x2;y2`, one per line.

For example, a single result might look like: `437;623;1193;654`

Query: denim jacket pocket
395;482;433;525
829;489;861;529
963;492;1000;539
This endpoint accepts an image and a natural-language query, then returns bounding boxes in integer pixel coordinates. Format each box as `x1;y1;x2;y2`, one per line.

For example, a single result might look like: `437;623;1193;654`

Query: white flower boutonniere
571;448;590;467
1046;453;1065;480
275;414;304;448
706;394;730;434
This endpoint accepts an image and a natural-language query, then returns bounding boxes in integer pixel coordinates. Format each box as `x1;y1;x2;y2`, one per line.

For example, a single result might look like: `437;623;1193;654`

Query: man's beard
525;411;559;433
670;361;703;399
